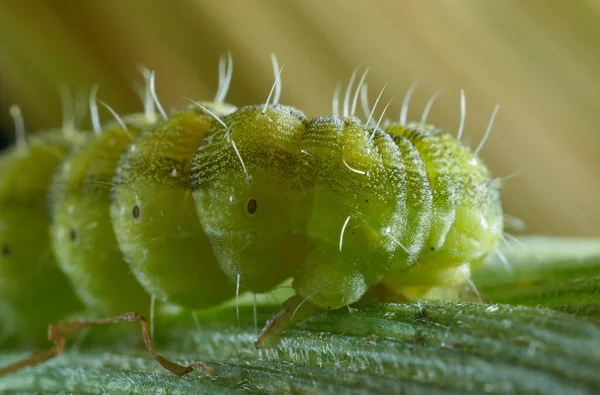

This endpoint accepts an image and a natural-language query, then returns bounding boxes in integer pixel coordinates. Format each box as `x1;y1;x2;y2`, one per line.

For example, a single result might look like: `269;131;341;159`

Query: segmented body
192;106;503;309
0;85;502;371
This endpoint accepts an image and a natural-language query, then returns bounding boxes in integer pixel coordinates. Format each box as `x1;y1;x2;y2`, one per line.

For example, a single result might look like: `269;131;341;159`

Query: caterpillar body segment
191;104;313;293
0;130;86;342
49;115;153;316
382;132;433;265
111;102;237;309
382;121;503;299
291;116;412;309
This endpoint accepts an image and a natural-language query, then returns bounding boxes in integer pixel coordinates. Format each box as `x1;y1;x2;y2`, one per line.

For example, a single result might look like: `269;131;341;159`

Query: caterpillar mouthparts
0;54;502;377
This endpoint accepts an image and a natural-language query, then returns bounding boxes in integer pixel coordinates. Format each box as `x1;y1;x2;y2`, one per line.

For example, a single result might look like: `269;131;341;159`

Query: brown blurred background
0;0;599;237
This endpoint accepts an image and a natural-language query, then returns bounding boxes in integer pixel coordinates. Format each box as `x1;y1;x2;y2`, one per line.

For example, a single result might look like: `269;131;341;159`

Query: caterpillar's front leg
255;295;322;348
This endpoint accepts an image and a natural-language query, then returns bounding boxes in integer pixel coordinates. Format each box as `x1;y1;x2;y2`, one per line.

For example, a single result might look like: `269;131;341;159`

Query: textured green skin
111;104;237;309
49;116;152;316
192;105;312;293
382;122;503;298
192;105;503;310
0;131;84;342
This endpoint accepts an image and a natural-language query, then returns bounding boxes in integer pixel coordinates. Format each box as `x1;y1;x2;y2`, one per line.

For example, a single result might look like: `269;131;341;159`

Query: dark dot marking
1;244;10;258
430;246;435;251
365;199;369;203
70;229;78;243
132;205;140;220
247;199;257;214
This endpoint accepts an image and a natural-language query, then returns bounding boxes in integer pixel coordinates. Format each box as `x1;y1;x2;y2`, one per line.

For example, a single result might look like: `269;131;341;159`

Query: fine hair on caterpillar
0;53;504;377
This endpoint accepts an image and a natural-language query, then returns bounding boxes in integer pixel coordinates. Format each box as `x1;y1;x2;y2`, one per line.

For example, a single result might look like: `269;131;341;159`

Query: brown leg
0;312;212;377
255;295;321;349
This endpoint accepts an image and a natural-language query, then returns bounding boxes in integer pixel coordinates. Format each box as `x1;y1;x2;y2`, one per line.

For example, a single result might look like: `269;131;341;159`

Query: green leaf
474;236;600;315
1;236;600;394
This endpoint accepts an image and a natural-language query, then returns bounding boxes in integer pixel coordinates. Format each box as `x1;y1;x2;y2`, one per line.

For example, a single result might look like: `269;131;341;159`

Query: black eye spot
70;229;78;243
247;199;257;214
132;205;140;220
1;244;10;258
430;246;435;251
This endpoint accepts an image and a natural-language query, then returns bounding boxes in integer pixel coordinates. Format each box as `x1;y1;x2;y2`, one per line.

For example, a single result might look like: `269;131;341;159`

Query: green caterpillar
0;56;503;377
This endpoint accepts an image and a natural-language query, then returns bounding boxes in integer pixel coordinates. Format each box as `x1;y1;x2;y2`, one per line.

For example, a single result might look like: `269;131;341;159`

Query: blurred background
0;0;598;237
